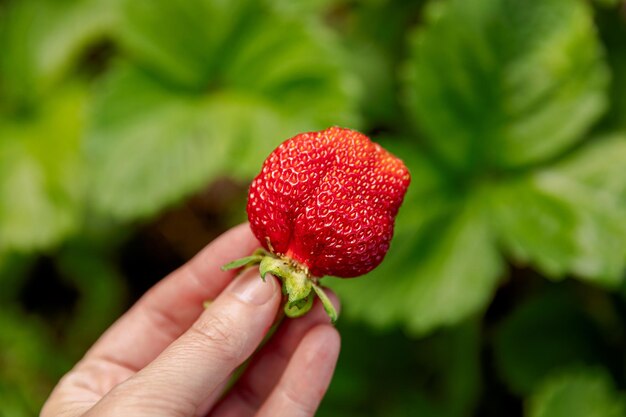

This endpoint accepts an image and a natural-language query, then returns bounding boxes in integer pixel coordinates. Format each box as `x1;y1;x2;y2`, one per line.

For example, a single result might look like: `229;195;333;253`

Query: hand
41;223;341;417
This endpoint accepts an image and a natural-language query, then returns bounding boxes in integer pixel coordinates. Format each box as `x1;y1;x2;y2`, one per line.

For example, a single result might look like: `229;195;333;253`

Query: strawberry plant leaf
600;14;626;131
318;320;482;417
527;368;626;417
265;0;336;16
405;0;608;170
115;0;248;89
56;242;127;358
593;0;622;7
489;178;580;278
116;0;358;99
339;0;426;129
0;85;86;251
494;290;609;395
330;147;502;334
0;253;33;302
87;0;358;221
85;65;234;220
86;60;355;220
0;0;117;106
0;307;71;415
552;134;626;202
491;135;626;286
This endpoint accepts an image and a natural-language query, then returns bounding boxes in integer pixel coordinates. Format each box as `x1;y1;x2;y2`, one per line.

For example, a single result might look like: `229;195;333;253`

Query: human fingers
255;325;340;417
208;291;340;417
85;223;260;373
42;224;260;417
84;268;281;417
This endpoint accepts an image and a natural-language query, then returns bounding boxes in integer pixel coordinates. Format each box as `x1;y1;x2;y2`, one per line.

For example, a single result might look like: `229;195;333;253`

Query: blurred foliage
527;367;626;417
1;0;626;416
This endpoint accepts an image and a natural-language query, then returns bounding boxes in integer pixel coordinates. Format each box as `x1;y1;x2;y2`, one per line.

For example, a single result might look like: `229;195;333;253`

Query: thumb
86;268;281;417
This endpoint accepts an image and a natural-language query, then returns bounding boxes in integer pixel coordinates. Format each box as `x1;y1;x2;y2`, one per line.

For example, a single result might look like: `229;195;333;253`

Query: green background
1;0;626;415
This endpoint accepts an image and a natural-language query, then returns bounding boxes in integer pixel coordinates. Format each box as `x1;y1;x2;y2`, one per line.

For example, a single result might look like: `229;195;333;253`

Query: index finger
84;223;260;372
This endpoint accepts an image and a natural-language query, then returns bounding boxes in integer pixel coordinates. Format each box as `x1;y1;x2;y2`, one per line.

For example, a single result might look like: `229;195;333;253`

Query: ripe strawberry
224;127;410;321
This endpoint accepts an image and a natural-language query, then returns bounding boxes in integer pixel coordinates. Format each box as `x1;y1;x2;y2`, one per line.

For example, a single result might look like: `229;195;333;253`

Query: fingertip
221;222;252;238
304;324;341;360
254;324;341;417
181;223;261;301
226;268;281;306
191;223;258;271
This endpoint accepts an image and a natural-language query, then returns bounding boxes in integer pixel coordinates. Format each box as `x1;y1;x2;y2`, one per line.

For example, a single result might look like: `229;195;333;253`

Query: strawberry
223;127;410;321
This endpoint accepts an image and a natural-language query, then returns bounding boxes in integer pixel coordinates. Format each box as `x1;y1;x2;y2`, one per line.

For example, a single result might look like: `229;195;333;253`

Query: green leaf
85;66;230;219
330;162;502;334
417;320;483;417
318;321;482;417
116;0;248;89
116;0;359;97
266;0;336;16
338;0;427;129
0;307;70;415
490;135;626;286
56;241;127;355
405;0;608;170
592;0;621;8
599;12;626;131
0;85;86;251
494;290;609;395
87;2;359;221
527;368;626;417
553;135;626;201
489;177;579;278
0;0;117;105
0;253;34;302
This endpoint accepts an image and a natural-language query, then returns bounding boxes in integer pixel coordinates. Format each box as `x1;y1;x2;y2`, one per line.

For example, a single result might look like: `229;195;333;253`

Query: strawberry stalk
222;252;338;323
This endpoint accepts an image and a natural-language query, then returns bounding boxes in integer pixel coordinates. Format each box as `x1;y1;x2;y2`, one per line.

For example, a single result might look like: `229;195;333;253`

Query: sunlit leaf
0;85;86;251
85;66;230;219
491;135;626;286
405;0;608;170
116;0;358;98
0;0;117;105
331;155;502;334
116;0;248;89
527;367;626;417
87;0;359;220
489;178;579;278
268;0;337;15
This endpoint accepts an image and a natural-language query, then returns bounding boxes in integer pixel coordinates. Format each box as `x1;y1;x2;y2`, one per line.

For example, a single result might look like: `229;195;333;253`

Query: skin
41;223;341;417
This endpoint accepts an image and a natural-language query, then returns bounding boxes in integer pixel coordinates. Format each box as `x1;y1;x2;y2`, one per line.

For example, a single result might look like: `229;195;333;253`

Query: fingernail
229;269;276;305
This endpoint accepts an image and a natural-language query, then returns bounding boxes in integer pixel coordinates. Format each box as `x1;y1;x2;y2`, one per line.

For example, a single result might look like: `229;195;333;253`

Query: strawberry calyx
222;249;338;323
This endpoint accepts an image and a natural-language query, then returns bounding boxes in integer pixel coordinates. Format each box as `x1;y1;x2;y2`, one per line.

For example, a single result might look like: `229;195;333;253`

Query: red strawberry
224;127;410;321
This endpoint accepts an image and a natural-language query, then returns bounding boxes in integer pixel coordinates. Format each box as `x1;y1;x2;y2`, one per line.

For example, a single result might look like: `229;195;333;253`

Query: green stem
222;249;338;323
